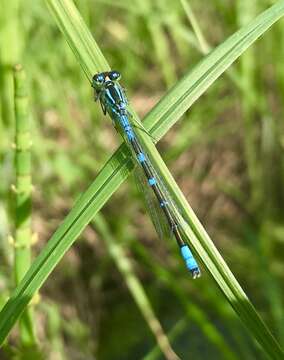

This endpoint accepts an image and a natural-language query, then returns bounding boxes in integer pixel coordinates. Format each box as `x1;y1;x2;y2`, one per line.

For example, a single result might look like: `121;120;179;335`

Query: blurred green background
0;0;284;359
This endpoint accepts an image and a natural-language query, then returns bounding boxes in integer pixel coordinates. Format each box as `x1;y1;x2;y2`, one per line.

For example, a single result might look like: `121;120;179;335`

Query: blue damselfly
92;71;201;279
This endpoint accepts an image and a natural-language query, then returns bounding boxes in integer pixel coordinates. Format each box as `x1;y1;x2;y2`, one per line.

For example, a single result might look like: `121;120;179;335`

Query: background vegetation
0;0;283;359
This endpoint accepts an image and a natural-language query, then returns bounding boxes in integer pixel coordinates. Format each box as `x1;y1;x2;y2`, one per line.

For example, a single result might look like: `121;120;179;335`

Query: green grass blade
143;320;187;360
142;0;284;140
0;1;284;359
237;0;260;209
45;0;109;78
179;0;210;54
134;242;239;360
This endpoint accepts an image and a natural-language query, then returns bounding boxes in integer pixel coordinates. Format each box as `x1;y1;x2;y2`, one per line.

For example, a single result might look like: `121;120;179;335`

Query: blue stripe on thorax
105;88;115;105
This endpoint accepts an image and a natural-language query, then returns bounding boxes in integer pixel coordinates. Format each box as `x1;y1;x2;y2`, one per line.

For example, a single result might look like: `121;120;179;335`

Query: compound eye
92;73;105;86
109;71;121;81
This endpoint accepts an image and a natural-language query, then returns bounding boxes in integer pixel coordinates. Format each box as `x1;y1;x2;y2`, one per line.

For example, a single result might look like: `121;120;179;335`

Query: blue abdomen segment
180;245;201;279
137;152;146;163
148;177;157;186
119;114;135;140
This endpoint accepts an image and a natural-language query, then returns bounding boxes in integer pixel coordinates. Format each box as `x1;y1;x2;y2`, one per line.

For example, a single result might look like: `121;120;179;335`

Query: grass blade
179;0;210;54
45;0;109;79
0;1;284;359
143;319;187;360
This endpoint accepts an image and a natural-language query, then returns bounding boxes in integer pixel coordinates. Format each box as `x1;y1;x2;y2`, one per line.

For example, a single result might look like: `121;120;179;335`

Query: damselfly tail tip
191;268;201;279
180;245;201;279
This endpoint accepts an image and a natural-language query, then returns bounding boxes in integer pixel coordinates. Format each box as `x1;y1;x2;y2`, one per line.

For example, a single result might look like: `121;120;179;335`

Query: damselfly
92;71;201;279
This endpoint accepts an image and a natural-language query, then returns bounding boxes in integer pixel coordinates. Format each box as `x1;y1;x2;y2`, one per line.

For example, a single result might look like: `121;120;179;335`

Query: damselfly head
92;70;121;89
109;70;121;81
92;73;105;88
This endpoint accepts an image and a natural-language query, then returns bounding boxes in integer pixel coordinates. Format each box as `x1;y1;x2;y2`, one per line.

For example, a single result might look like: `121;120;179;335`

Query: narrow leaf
1;2;284;359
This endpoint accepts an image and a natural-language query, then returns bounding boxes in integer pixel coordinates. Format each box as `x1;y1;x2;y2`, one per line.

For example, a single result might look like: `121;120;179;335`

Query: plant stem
13;64;37;346
237;0;261;210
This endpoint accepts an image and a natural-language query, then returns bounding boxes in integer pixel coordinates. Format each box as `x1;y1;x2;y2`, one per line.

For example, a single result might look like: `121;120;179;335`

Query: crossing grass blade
0;0;284;358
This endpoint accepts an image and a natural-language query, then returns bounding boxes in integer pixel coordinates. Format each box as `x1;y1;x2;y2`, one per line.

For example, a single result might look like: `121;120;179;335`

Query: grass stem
13;64;37;346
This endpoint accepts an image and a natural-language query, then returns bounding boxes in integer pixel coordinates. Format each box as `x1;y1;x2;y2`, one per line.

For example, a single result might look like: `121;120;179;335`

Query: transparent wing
122;116;177;241
133;161;172;241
